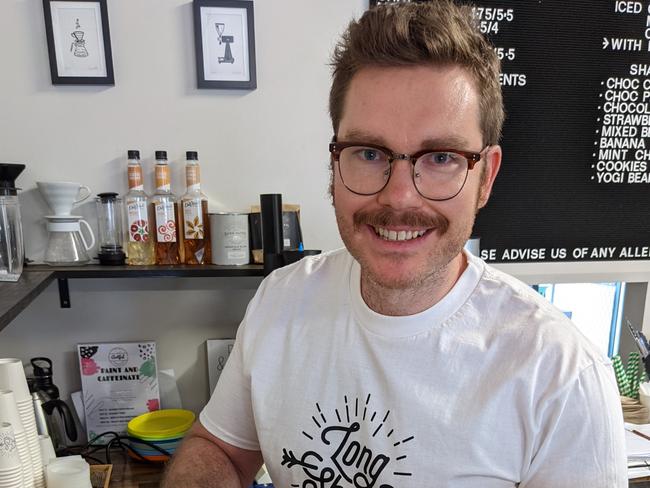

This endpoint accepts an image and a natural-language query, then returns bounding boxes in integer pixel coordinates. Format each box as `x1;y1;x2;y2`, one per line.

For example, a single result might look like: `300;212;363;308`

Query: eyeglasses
329;140;487;201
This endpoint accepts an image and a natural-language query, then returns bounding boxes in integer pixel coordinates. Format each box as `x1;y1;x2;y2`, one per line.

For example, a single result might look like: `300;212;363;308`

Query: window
535;282;625;357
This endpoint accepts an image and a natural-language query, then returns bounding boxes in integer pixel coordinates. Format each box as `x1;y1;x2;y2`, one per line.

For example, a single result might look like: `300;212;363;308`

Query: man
163;2;626;487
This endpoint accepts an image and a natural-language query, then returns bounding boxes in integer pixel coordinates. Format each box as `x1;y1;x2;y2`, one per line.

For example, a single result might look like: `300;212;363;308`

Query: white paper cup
13;429;34;488
0;390;24;436
0;360;30;403
38;435;56;466
0;469;22;479
0;475;22;486
22;421;42;486
0;473;23;488
46;459;91;488
0;423;20;471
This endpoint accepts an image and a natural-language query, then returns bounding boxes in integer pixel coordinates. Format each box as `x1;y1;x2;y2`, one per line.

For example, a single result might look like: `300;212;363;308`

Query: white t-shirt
200;249;626;488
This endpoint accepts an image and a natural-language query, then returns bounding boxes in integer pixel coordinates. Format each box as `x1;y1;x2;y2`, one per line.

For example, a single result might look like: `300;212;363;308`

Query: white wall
2;0;363;259
0;0;364;415
2;0;649;422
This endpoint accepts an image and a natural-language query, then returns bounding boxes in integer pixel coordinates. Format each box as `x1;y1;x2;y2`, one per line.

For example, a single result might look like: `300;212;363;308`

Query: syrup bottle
179;151;211;264
151;151;180;264
124;150;155;265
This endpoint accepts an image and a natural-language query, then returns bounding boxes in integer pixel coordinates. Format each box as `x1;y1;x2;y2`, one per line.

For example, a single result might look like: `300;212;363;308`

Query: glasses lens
338;146;391;195
413;151;469;200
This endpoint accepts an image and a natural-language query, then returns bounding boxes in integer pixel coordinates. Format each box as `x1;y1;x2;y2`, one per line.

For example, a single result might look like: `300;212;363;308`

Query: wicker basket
90;464;113;488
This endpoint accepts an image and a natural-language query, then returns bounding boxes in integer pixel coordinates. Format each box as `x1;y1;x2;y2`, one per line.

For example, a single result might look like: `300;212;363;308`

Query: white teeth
374;227;426;241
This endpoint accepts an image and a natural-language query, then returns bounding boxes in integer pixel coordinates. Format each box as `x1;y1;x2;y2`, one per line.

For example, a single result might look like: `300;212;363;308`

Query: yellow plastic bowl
127;409;195;440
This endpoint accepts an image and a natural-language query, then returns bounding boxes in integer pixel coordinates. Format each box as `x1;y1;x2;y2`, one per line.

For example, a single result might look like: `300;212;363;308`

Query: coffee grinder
215;23;235;64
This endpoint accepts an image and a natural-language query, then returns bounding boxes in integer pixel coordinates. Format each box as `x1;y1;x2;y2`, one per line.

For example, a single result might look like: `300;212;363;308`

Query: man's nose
376;158;422;209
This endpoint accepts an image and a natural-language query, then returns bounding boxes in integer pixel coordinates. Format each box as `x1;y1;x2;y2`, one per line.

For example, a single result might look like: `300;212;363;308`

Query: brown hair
329;1;504;146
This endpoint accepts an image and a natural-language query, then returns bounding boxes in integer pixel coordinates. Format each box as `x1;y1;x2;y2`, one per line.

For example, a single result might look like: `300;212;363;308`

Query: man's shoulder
473;256;569;322
265;247;352;285
237;248;352;342
250;247;353;307
468;255;609;367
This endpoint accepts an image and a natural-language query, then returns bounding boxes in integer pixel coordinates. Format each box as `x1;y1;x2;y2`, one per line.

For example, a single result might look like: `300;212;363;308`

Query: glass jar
95;193;126;265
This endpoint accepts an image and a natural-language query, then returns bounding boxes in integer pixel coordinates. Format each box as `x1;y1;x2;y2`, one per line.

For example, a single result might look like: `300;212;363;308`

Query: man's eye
361;149;381;161
432;152;453;164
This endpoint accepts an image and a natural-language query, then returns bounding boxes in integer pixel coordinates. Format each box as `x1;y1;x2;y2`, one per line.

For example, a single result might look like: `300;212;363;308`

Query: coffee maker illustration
70;18;89;58
215;23;235;64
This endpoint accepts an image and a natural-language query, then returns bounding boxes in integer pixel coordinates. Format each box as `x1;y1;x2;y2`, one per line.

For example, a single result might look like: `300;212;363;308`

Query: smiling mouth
372;226;429;242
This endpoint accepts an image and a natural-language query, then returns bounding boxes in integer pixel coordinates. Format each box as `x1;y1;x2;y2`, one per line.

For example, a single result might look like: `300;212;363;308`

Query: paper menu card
77;342;160;442
206;339;235;394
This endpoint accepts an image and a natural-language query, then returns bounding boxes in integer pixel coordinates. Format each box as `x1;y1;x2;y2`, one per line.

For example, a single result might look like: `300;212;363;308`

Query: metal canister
209;212;250;265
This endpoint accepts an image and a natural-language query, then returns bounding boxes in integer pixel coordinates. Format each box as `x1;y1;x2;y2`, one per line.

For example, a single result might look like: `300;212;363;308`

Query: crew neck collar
349;252;484;338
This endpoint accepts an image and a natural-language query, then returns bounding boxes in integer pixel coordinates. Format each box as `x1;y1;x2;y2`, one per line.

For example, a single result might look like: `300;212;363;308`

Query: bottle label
155;165;171;192
186;165;201;188
183;199;204;239
127;200;150;242
155;201;177;242
128;166;144;191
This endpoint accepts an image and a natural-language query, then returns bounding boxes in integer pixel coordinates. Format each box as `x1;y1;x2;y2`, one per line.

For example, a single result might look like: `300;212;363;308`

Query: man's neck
360;253;467;316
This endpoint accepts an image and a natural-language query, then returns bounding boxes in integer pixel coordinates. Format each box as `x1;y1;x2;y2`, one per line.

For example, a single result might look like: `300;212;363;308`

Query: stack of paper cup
0;359;44;488
0;389;34;487
0;422;24;488
46;458;92;488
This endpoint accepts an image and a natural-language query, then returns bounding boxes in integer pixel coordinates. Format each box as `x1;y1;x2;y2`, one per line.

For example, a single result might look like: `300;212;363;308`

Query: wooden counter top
88;451;165;488
107;457;165;488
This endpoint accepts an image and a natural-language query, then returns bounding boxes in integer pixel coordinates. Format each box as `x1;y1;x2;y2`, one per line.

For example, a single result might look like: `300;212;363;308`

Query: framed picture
42;0;114;85
193;0;257;90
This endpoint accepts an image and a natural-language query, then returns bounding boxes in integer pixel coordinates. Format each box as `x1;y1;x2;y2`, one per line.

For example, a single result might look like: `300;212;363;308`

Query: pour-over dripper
37;181;92;216
72;31;85;41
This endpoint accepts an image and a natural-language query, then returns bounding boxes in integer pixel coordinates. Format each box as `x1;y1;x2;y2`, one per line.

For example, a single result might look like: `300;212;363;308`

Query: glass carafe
44;216;96;266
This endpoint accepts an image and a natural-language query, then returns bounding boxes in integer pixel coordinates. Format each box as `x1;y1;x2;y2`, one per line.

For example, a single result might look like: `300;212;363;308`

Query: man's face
333;64;501;291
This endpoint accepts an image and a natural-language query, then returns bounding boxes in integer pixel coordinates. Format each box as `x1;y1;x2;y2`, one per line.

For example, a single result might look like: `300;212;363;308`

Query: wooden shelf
0;270;56;332
0;263;264;331
25;263;264;279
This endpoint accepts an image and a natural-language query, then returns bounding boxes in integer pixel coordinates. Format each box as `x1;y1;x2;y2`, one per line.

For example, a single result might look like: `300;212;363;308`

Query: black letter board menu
371;0;650;263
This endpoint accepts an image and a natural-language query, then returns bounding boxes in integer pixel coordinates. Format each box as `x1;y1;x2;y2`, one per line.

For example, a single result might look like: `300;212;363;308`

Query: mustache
353;208;449;233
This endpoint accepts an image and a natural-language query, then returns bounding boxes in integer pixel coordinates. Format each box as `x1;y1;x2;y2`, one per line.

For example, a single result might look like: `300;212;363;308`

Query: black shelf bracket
57;278;71;308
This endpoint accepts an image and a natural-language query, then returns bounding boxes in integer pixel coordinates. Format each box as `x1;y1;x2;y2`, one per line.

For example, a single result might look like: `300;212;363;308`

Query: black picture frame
193;0;257;90
42;0;114;85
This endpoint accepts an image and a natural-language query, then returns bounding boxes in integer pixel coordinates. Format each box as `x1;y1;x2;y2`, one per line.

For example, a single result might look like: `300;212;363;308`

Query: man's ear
477;145;502;209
